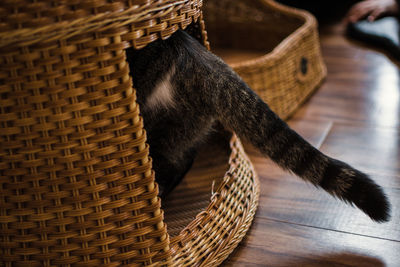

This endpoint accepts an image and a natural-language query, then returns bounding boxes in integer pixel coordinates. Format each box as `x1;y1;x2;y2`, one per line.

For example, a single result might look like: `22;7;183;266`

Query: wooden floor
219;16;400;266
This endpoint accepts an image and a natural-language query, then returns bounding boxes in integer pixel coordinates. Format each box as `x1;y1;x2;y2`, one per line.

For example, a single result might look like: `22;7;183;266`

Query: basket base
162;131;231;237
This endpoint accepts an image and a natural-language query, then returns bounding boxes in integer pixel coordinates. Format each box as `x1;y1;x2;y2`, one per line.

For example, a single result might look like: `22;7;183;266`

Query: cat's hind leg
151;148;197;197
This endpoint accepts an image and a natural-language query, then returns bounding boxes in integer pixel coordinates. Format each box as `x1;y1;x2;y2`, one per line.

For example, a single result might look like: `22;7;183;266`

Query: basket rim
0;0;202;48
225;0;318;70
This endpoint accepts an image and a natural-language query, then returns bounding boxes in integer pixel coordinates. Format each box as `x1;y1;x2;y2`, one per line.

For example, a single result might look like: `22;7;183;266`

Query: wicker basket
0;0;259;266
204;0;327;120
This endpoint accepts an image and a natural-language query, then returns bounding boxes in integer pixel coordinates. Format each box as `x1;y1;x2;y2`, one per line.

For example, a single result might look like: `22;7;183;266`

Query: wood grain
224;218;400;267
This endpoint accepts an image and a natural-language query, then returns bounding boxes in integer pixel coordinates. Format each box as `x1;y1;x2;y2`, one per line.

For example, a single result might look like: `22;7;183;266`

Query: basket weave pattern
0;0;259;266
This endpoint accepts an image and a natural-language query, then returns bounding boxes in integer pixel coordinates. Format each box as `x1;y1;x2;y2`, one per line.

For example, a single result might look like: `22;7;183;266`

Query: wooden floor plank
223;218;400;267
247;153;400;242
320;124;400;178
242;120;400;241
293;24;400;128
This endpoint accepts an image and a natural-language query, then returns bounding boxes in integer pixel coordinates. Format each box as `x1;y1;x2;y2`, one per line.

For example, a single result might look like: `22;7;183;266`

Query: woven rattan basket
204;0;327;120
0;0;259;266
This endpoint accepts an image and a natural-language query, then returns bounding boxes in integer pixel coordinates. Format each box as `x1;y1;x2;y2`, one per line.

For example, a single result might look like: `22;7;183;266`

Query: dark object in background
278;1;400;61
347;17;400;60
276;0;359;22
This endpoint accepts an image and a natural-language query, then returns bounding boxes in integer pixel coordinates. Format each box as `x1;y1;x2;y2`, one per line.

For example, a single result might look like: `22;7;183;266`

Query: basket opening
204;0;305;64
124;20;230;238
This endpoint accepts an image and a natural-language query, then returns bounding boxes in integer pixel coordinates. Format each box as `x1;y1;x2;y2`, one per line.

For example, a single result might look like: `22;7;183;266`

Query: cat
126;29;390;222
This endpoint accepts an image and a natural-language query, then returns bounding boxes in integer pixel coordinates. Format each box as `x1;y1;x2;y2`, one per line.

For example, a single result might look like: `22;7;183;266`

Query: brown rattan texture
204;0;327;120
0;0;207;49
0;0;260;266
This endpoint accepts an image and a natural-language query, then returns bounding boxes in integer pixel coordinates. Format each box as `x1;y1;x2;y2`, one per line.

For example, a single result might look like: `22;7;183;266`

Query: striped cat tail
214;67;391;222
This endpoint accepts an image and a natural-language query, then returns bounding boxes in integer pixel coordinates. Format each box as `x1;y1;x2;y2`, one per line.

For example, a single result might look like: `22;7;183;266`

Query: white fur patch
145;64;176;110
